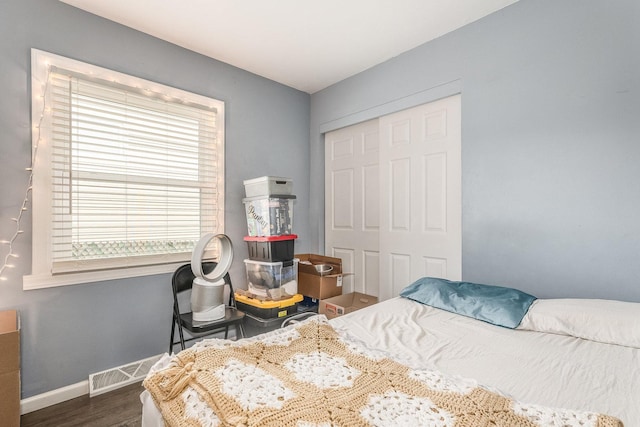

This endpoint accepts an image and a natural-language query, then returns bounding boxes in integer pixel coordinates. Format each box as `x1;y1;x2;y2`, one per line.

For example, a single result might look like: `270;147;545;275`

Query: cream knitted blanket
143;316;623;427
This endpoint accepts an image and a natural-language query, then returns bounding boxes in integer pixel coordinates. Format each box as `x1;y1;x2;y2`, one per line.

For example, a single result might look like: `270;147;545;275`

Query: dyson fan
190;233;234;322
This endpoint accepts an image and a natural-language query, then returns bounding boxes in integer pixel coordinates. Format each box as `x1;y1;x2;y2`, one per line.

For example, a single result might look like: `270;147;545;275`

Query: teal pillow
400;277;537;328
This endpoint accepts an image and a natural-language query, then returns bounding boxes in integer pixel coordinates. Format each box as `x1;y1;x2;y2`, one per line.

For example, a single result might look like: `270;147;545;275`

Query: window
25;49;224;289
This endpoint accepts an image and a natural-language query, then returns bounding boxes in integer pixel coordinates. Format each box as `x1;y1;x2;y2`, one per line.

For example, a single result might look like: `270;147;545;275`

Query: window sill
23;262;183;290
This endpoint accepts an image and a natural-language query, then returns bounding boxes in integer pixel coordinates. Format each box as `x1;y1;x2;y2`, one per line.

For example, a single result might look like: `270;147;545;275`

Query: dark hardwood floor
21;381;145;427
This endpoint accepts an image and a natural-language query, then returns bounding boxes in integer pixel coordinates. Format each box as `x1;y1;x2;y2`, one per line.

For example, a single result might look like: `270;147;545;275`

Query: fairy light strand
1;57;223;282
0;65;51;282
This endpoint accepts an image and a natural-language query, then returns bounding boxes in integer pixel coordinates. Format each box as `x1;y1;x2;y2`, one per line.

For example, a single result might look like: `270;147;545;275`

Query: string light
1;56;214;282
0;65;51;282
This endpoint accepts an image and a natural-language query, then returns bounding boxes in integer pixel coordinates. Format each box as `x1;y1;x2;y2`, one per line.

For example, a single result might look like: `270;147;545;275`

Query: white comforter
330;297;639;425
142;297;639;425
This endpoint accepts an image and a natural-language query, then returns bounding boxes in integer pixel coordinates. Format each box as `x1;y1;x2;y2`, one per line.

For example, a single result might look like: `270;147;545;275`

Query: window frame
24;49;225;290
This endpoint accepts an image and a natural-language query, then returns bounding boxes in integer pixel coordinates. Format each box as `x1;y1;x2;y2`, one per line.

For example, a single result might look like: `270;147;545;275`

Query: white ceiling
60;0;518;94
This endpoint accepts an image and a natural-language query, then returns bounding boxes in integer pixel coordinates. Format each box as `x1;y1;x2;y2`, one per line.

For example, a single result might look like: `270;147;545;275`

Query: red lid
244;234;298;242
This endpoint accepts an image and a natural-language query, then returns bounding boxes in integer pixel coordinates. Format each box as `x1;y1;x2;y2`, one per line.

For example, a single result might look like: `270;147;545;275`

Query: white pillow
517;298;640;349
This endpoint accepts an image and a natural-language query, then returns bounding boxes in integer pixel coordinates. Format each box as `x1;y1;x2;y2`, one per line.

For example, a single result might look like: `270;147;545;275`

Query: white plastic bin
243;176;293;197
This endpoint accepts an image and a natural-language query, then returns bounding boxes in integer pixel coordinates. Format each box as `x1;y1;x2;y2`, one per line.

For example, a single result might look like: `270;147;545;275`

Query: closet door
378;94;462;300
324;94;461;300
325;119;380;296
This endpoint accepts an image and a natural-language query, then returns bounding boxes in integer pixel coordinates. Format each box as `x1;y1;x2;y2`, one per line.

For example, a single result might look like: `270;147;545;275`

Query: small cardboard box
0;310;20;427
0;310;19;374
319;292;378;320
0;372;19;426
296;254;344;300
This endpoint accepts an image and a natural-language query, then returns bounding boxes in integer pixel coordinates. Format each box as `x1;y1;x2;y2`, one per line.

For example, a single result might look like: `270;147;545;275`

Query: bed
141;278;639;426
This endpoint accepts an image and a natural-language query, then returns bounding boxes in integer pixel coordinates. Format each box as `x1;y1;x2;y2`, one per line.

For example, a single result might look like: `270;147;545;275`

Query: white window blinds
29;50;224;281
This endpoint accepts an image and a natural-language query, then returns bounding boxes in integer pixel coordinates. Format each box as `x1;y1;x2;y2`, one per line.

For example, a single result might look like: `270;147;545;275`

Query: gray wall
0;1;310;398
310;0;640;302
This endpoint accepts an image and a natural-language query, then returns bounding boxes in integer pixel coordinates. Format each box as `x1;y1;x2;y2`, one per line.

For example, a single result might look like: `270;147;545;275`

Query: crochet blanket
143;316;623;427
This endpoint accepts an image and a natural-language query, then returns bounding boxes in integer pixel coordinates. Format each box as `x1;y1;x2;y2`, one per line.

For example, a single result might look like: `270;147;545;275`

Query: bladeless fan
190;233;234;322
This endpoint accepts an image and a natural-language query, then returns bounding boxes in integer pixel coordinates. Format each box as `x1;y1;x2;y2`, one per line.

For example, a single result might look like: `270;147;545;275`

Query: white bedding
331;297;639;425
142;297;639;425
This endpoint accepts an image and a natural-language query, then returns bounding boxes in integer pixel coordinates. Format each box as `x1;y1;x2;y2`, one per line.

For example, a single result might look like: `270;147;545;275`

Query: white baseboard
20;353;165;415
21;380;89;415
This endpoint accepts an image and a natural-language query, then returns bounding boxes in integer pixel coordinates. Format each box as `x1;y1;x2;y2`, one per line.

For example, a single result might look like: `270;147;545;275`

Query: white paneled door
325;95;461;300
325;119;380;296
379;95;461;300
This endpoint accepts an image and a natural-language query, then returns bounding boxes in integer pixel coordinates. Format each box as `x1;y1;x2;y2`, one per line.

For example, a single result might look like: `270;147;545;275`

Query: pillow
400;277;537;328
517;298;640;348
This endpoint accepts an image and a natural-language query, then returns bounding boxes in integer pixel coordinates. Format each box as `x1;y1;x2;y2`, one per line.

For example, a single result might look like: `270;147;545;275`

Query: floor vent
89;354;162;397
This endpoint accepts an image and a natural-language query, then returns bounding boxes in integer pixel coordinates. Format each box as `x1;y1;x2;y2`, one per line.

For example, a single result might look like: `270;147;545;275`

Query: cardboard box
0;310;20;427
0;372;19;426
319;292;379;320
296;254;344;300
0;310;19;374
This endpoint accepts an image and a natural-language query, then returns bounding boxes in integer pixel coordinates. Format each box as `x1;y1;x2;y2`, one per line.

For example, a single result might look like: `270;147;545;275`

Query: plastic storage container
245;234;297;262
299;295;320;311
243;195;295;236
244;258;299;299
242;307;316;335
243;176;293;198
235;293;303;319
